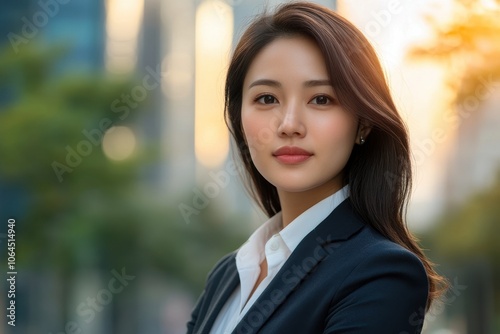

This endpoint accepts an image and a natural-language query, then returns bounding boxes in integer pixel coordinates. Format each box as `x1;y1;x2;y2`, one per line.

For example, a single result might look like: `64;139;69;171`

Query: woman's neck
277;183;343;229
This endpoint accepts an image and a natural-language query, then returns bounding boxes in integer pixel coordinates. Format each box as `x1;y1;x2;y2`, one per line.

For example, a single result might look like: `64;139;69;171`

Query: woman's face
241;36;361;198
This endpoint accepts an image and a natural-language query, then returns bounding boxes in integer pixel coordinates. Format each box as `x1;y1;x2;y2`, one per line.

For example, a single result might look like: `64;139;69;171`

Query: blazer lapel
231;199;365;334
198;255;240;334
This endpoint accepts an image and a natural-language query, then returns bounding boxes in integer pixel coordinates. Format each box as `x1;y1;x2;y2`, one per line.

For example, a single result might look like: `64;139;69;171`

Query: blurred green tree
425;171;500;333
0;44;247;331
0;44;146;270
430;171;500;268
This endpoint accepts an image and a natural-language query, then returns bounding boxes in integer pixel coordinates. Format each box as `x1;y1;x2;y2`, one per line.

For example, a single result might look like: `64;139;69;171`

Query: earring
360;136;365;145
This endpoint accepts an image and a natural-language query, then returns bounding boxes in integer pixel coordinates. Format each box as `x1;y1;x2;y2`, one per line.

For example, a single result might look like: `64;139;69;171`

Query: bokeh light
105;0;144;73
194;0;233;168
102;126;137;161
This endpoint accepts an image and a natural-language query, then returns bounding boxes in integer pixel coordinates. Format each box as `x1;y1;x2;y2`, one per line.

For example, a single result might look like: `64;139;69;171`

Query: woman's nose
277;103;306;137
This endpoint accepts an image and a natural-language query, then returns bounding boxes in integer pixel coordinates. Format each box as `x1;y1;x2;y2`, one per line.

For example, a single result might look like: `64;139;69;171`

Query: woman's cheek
242;112;274;150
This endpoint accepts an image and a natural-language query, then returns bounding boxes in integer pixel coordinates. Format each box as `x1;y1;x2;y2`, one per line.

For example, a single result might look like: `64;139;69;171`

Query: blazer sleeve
186;252;236;334
324;244;429;333
186;288;206;334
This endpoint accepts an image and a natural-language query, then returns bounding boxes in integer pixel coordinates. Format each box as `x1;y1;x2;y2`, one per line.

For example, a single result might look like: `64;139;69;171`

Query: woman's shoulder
356;225;425;266
336;224;429;290
205;250;238;282
322;225;429;332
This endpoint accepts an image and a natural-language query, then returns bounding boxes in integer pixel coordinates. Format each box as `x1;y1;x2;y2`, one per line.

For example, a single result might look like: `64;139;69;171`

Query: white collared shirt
209;185;349;334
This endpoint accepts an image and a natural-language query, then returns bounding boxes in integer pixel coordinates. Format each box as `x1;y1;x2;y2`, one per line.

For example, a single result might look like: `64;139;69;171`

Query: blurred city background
0;0;499;333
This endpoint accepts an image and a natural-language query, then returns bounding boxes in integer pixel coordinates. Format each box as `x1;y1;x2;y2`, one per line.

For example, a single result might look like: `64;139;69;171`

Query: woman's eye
256;95;277;104
310;95;331;105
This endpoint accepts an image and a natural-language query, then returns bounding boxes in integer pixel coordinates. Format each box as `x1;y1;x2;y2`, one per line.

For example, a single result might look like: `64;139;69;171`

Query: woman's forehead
243;36;330;89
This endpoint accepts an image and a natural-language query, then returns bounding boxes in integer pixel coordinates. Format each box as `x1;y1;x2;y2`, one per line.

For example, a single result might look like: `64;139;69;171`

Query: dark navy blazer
187;199;428;334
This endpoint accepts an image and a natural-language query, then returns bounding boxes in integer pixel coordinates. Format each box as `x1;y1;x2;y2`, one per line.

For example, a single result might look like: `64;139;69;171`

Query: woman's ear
356;121;372;145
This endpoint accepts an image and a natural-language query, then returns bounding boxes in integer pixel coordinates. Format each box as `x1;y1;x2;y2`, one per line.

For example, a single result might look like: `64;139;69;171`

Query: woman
187;2;447;333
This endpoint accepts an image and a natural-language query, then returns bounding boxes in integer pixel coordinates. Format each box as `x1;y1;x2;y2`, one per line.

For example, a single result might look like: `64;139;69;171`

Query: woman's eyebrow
248;79;281;89
247;79;332;89
303;79;332;87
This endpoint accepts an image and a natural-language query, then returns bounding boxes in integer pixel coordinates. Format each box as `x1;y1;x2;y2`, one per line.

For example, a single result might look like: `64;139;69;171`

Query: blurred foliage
408;0;500;103
423;171;500;332
0;44;147;270
409;0;500;265
409;1;500;330
0;44;247;296
428;171;500;265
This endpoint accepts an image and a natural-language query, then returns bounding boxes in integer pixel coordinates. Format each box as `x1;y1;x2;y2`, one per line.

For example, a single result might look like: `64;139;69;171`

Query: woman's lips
272;146;313;164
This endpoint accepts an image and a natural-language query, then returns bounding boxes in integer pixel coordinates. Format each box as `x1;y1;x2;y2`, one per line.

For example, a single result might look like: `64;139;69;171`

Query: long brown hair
224;2;447;308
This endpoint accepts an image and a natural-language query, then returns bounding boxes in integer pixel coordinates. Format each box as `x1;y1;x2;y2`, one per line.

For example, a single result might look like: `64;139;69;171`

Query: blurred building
135;0;170;187
444;85;500;207
156;0;337;225
0;0;106;220
0;0;105;221
1;0;105;70
43;1;106;71
2;1;343;333
2;2;108;334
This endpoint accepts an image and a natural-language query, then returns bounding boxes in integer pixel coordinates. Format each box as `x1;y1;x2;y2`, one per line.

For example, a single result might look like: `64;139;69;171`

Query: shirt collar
236;212;282;269
279;185;350;252
236;185;349;267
